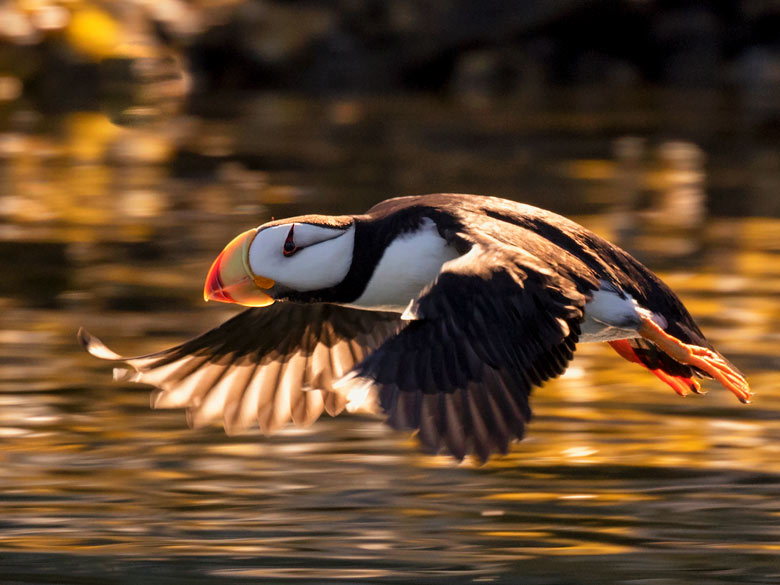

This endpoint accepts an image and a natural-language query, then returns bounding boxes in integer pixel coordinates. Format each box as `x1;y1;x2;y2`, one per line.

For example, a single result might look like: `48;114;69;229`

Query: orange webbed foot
637;318;752;403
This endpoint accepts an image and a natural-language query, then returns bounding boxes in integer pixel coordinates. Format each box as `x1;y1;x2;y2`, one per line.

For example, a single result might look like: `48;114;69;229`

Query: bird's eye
283;225;298;257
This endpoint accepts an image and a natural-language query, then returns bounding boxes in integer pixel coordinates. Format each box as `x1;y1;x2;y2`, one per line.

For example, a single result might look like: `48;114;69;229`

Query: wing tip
77;327;124;361
77;326;87;342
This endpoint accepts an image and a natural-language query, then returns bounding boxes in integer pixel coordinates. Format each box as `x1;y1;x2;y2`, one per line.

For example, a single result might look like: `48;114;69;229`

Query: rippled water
1;91;779;584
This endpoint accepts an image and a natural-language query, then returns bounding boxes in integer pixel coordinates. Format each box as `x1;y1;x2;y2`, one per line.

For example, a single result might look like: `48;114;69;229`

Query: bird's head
204;215;356;306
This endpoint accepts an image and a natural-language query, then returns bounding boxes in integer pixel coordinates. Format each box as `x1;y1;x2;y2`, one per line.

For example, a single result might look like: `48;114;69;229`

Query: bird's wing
79;304;401;435
338;236;599;462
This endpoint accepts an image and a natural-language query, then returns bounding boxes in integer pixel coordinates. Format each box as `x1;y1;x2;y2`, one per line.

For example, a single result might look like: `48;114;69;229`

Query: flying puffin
80;193;751;462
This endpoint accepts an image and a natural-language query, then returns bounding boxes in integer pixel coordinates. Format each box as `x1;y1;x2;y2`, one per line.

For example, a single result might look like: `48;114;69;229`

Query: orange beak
203;229;275;307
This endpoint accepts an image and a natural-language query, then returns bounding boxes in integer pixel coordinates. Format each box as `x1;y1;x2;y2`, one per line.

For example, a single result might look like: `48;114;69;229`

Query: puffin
80;193;751;462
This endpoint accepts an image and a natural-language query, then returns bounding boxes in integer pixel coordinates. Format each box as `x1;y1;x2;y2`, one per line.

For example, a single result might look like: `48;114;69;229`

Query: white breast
349;217;460;312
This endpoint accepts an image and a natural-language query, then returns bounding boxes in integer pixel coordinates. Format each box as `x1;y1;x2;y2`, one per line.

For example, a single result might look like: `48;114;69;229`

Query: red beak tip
203;230;272;306
204;286;236;304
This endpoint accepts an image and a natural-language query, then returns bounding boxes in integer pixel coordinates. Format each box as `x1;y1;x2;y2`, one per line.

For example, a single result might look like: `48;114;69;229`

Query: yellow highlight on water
65;5;120;60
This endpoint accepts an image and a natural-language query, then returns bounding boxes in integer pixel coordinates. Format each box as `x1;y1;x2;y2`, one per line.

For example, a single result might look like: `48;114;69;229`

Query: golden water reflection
0;94;779;584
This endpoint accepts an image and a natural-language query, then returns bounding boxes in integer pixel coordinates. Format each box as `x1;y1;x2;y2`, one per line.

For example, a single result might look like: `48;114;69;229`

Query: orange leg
609;339;702;397
637;317;752;403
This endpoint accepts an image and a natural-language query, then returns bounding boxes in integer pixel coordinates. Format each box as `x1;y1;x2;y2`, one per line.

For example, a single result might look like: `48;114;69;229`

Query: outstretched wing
340;239;599;462
80;303;401;435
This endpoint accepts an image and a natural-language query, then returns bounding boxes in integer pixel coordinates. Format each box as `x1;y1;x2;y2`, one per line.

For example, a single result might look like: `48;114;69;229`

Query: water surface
1;92;779;584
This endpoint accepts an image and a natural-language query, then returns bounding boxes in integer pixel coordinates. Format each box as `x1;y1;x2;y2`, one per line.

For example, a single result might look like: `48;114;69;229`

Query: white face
247;222;356;291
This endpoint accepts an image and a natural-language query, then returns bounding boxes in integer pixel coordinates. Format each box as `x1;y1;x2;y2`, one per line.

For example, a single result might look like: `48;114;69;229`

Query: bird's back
368;193;709;348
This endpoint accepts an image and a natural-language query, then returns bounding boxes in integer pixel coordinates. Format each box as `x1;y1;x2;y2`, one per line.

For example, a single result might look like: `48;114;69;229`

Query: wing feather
223;362;263;434
442;391;466;461
79;304;400;434
343;238;598;462
418;394;441;455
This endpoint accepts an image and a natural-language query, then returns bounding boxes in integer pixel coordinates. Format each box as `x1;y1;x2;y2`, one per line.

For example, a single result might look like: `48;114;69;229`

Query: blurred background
1;1;779;584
